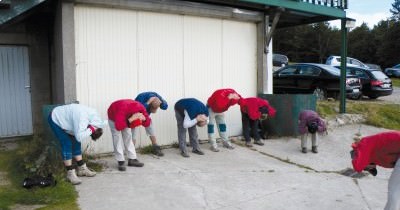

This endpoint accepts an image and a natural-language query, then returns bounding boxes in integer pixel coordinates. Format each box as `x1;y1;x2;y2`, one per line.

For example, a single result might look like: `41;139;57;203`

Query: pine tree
390;0;400;20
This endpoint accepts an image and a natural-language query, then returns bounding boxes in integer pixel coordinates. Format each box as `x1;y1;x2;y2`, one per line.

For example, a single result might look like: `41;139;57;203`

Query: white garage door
75;6;257;153
0;46;33;138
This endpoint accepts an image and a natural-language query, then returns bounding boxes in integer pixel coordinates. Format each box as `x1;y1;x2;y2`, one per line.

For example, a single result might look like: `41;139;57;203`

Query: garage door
75;6;257;153
0;46;33;138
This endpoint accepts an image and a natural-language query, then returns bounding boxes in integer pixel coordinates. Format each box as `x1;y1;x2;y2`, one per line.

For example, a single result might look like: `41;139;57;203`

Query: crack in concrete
352;179;373;210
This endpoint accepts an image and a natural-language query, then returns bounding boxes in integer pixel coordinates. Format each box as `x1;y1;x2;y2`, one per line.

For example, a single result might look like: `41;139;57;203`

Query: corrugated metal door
0;46;33;138
75;6;257;153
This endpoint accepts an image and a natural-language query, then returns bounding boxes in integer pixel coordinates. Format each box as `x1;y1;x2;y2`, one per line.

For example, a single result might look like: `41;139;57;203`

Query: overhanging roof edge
0;0;48;25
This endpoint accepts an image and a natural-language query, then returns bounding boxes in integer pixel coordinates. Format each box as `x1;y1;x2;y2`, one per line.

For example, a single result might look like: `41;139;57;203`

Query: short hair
91;128;103;140
307;121;318;134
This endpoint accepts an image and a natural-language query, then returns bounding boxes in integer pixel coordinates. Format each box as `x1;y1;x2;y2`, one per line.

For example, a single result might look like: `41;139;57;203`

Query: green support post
340;18;347;113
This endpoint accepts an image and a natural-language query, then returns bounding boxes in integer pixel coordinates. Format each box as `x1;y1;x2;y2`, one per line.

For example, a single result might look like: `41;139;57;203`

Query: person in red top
239;97;276;147
207;88;241;152
351;131;400;210
108;99;151;171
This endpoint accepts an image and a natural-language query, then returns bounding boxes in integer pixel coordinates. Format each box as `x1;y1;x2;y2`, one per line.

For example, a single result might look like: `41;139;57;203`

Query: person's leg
48;114;82;184
208;108;219;152
251;119;264;146
241;112;252;146
175;110;189;157
188;125;203;154
122;127;143;167
301;133;308;153
70;138;96;177
311;133;318;153
384;159;400;210
145;122;164;156
131;127;137;146
109;120;126;171
216;113;234;149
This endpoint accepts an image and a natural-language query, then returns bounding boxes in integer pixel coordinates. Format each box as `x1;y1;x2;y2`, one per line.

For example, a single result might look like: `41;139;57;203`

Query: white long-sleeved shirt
51;104;107;142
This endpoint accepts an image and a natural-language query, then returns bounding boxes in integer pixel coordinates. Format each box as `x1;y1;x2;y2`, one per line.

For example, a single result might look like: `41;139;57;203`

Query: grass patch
392;78;400;87
0;137;79;210
317;100;400;130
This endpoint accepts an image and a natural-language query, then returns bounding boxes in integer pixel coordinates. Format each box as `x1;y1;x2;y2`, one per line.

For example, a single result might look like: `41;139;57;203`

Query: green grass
317;100;400;130
392;78;400;87
0;142;79;210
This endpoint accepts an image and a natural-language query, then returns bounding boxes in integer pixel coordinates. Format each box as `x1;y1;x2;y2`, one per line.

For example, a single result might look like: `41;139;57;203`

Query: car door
273;66;298;93
352;69;370;91
295;65;321;93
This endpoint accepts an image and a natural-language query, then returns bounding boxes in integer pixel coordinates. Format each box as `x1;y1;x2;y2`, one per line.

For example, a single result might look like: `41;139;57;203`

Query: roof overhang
0;0;49;26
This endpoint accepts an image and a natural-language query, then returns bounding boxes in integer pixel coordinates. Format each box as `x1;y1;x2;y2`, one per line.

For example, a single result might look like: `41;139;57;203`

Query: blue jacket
174;98;209;119
135;92;168;114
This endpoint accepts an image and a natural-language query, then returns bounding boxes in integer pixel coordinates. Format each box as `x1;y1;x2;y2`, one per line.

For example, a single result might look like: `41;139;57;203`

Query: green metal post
340;18;347;113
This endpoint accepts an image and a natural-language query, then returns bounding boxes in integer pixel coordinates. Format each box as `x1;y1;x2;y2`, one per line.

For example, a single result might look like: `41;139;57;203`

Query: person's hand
129;113;145;122
228;93;240;100
196;114;207;122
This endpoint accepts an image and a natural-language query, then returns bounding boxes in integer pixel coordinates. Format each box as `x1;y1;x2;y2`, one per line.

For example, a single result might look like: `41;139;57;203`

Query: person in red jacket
351;131;400;210
239;97;276;147
108;99;151;171
298;110;327;154
207;88;241;152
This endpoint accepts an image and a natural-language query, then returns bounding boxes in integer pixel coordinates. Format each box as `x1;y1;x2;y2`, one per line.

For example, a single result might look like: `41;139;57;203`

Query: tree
390;0;400;20
348;23;376;64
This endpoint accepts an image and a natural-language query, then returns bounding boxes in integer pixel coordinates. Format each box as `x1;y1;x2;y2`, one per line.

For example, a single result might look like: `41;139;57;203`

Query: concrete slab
76;124;392;210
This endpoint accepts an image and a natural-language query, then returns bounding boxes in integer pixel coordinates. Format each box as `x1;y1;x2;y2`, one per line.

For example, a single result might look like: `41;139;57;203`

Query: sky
329;0;393;29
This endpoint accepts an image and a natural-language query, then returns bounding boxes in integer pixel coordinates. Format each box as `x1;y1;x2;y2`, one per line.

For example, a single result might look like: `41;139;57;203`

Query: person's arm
73;111;93;142
153;92;168;110
183;110;198;128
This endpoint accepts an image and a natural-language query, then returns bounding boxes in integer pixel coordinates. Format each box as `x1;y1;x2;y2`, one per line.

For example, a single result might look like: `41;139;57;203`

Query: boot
210;145;220;152
302;147;307;153
254;140;264;146
181;151;190;158
76;163;96;177
118;161;126;171
128;159;144;167
67;169;82;185
192;149;204;155
312;146;318;153
245;142;253;147
152;145;164;157
223;141;234;149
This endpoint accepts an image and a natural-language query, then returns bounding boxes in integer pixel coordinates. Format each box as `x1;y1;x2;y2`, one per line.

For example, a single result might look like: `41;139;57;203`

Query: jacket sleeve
247;102;261;120
73;111;93;142
114;112;128;131
298;113;307;134
317;118;327;133
351;141;371;172
155;93;168;110
140;106;152;127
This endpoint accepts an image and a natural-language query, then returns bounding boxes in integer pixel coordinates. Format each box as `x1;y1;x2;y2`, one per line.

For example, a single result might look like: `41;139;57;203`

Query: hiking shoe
254;140;264;146
152;145;164;157
210;146;220;152
118;161;126;171
312;146;318;154
76;163;96;177
192;149;205;155
245;142;253;147
302;147;307;153
67;169;82;185
223;141;234;149
128;159;144;167
181;151;190;158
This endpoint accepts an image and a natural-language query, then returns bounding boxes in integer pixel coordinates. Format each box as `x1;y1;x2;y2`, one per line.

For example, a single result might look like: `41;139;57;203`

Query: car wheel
313;87;327;100
368;95;378;99
349;94;362;100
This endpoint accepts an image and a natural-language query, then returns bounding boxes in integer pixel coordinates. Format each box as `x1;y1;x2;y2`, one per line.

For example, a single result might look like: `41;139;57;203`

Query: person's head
259;106;269;120
197;120;207;127
91;128;103;141
307;121;318;134
150;98;162;113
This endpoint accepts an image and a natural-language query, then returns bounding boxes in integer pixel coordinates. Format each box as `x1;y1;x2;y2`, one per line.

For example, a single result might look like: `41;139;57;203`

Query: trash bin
258;94;316;137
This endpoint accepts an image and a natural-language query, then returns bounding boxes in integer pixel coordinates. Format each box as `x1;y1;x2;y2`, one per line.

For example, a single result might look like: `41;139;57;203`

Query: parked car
365;63;382;71
273;63;362;100
273;53;289;67
338;66;393;99
384;64;400;78
326;56;369;69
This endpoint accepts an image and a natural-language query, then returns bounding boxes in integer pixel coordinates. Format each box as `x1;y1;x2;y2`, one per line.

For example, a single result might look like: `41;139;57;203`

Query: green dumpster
258;94;316;137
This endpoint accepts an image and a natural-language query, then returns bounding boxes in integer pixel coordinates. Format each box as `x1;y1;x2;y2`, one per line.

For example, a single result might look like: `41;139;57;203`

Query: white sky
329;0;393;29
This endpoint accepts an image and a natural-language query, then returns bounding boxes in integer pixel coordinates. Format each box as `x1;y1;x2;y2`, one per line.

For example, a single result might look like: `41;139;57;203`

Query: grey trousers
208;108;229;147
175;110;199;153
385;158;400;210
301;132;317;148
109;120;137;161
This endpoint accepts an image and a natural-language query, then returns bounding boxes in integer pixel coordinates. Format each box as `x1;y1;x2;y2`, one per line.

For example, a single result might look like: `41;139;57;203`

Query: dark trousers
241;112;260;143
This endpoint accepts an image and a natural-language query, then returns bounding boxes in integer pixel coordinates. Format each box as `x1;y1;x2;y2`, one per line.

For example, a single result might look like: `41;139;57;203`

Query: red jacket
239;97;276;120
352;131;400;172
207;88;241;113
107;99;151;131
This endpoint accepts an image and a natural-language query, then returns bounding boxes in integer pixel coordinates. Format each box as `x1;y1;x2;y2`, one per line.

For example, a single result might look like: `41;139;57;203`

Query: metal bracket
264;7;284;53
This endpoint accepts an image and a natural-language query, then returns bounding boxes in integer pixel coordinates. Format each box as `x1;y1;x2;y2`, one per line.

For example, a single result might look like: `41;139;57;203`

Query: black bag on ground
22;173;57;189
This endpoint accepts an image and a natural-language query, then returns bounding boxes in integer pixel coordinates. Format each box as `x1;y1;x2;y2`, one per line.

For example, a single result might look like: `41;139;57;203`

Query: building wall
0;17;51;136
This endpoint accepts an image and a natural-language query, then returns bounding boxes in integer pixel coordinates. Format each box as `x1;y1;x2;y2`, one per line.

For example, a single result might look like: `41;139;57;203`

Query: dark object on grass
22;174;57;189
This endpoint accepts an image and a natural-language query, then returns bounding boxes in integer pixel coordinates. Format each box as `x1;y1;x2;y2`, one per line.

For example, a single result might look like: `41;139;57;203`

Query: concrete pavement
76;124;392;210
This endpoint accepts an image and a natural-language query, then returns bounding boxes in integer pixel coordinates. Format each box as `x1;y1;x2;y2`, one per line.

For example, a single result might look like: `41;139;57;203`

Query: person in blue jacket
134;92;168;156
48;103;107;185
174;98;209;158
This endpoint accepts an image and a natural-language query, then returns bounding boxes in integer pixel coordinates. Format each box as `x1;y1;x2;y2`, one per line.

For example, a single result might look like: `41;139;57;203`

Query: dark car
273;54;289;67
273;63;361;100
365;63;382;71
384;64;400;78
343;66;393;99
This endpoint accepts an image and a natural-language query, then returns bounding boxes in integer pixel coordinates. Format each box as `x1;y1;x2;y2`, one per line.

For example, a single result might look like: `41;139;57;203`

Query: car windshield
371;71;389;80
